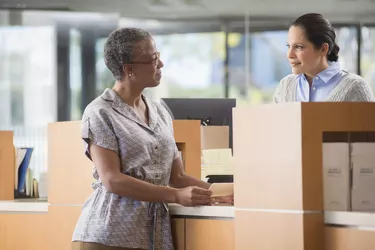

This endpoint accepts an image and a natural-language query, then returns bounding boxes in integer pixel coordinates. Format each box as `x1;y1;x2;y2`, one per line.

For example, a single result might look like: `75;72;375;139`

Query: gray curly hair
104;27;152;80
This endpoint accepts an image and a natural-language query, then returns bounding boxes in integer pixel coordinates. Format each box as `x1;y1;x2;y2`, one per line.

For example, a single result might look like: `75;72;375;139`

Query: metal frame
356;24;362;76
56;23;71;121
55;19;117;121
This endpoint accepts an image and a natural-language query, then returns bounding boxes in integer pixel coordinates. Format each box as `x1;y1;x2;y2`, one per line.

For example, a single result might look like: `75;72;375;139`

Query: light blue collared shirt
296;62;347;102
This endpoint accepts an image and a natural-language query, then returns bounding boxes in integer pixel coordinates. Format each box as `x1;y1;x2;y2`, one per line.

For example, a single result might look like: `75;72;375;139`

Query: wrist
165;187;179;204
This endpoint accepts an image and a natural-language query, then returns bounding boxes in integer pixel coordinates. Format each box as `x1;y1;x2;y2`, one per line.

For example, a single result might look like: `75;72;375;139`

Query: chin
291;67;303;75
148;80;161;88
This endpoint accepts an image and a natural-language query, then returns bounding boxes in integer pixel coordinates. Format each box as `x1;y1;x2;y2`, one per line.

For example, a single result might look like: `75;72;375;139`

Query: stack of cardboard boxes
323;143;375;212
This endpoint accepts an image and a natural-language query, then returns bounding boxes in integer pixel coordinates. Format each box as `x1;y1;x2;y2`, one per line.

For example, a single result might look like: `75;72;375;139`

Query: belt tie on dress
148;202;168;250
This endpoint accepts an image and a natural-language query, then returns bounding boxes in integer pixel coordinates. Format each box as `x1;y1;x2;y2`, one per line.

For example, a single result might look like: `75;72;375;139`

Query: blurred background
1;0;375;183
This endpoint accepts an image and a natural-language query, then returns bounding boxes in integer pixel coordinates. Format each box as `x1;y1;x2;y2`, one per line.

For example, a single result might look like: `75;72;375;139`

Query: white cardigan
273;72;375;103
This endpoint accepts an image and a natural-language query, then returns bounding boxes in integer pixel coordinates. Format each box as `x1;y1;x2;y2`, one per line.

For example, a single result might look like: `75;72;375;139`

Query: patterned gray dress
72;88;178;250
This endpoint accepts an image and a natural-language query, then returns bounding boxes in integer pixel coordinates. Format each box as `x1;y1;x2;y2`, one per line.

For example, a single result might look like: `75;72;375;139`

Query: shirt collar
101;88;158;131
317;61;342;83
101;88;116;101
297;61;342;84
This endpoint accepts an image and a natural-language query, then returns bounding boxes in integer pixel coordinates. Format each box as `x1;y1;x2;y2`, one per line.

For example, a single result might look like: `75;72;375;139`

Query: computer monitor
161;98;236;148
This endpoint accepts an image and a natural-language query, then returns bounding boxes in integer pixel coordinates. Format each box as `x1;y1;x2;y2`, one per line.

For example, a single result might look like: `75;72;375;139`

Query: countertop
1;200;375;229
169;203;234;218
0;200;48;212
0;200;234;217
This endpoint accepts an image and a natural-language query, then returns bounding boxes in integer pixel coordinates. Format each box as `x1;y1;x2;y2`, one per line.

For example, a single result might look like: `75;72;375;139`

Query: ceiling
1;0;375;22
72;0;375;22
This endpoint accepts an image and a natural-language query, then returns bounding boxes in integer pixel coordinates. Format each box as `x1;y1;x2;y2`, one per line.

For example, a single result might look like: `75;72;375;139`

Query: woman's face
287;25;327;77
126;38;164;88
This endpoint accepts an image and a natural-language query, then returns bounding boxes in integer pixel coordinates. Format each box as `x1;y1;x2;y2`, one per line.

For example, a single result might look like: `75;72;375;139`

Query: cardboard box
322;143;350;211
351;143;375;212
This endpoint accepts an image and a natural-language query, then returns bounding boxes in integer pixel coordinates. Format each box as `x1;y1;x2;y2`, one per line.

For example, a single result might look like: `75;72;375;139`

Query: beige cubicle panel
171;218;186;250
185;219;234;250
325;227;375;250
0;131;15;200
47;206;82;250
48;121;93;205
0;213;48;250
173;120;202;179
233;102;375;250
47;121;92;250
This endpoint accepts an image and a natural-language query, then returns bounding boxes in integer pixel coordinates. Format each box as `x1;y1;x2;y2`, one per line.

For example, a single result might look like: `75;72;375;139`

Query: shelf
325;211;375;229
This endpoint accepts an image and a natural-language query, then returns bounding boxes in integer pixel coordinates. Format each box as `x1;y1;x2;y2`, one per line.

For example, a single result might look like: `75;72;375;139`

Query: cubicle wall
233;102;375;250
0;131;15;200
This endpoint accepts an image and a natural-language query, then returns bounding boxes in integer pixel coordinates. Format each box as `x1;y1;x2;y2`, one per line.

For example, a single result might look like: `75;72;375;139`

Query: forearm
106;174;178;203
169;157;211;189
171;173;211;190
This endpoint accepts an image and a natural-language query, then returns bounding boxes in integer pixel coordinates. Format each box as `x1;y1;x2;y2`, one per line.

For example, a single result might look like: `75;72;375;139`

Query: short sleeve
172;141;180;161
81;110;119;161
158;103;180;160
166;111;180;161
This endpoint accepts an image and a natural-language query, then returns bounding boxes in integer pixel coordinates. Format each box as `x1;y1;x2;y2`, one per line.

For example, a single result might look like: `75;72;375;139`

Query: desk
0;200;48;250
170;204;234;250
1;201;375;250
0;201;233;250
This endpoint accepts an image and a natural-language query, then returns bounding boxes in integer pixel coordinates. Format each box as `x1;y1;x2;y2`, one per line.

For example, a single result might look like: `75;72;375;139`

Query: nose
287;47;295;60
157;58;164;68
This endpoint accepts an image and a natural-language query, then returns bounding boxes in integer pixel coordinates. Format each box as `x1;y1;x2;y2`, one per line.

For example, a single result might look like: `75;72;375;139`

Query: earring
129;72;135;77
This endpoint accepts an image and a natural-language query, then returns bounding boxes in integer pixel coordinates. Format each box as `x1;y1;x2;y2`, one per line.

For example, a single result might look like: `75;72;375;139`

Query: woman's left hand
211;195;234;205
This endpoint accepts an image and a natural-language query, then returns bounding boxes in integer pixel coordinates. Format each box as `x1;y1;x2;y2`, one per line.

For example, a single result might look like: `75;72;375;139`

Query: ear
122;64;133;76
321;43;329;56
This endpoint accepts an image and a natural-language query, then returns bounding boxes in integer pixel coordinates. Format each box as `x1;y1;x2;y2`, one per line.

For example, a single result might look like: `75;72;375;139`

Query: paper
202;149;233;167
209;183;233;197
201;149;233;177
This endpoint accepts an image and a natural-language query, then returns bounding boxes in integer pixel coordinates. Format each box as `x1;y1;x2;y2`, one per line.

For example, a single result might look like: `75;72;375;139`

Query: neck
112;81;144;107
305;60;330;85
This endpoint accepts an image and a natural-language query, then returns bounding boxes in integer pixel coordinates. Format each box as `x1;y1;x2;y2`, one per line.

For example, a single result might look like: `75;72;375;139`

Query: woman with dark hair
274;13;374;102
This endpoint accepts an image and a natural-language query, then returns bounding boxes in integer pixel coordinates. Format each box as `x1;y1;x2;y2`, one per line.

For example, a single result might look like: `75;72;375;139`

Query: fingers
192;194;211;205
188;187;211;206
192;186;212;196
184;186;233;206
192;199;212;206
212;195;234;205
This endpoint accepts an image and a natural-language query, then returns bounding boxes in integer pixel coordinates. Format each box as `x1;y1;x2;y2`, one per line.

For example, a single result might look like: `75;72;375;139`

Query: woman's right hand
175;186;212;207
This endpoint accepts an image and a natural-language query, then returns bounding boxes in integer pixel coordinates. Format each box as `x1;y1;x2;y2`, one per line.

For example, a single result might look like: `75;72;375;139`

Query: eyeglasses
130;52;160;66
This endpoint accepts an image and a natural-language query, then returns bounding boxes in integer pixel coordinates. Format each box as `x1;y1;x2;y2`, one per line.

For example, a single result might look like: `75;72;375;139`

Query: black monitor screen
161;98;236;148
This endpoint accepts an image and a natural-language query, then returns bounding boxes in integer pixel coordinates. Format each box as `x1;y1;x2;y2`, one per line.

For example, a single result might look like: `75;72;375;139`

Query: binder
17;147;34;193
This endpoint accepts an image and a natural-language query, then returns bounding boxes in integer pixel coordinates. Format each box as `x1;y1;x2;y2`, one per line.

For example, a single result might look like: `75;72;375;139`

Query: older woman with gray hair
70;27;231;250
